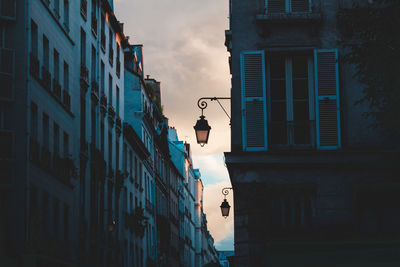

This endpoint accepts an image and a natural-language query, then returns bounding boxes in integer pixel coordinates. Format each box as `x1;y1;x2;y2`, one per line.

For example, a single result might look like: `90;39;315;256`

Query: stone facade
225;0;400;266
0;0;218;266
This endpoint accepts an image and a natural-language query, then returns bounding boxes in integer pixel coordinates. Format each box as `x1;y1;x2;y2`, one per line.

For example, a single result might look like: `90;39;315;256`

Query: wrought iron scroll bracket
197;97;231;120
222;187;233;200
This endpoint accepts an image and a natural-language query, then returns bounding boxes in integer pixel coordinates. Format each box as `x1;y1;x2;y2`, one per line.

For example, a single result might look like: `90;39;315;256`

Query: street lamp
220;187;233;218
194;115;211;147
108;219;116;232
194;97;230;146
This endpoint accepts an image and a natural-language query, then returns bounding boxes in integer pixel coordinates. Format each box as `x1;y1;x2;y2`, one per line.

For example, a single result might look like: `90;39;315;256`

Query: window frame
266;52;316;149
265;0;312;14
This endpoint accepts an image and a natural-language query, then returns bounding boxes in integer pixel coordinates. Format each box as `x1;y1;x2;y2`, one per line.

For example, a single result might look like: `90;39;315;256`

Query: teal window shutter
240;51;267;151
314;49;341;150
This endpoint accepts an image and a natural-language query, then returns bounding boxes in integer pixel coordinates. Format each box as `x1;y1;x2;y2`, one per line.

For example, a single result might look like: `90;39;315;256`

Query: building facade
225;0;400;266
1;0;218;266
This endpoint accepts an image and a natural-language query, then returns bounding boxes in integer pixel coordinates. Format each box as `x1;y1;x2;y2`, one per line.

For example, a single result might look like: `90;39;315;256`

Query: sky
114;0;234;250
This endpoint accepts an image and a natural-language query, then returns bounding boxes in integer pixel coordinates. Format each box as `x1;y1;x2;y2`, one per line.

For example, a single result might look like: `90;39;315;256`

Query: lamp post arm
197;97;231;119
222;187;233;199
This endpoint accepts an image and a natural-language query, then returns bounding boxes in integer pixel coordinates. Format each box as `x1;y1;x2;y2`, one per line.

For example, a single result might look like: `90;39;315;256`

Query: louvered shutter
266;0;286;13
314;49;341;150
240;51;267;151
291;0;310;12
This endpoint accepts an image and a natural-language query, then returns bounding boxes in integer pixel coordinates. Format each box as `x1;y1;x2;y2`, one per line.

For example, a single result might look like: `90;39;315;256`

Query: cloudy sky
115;0;234;250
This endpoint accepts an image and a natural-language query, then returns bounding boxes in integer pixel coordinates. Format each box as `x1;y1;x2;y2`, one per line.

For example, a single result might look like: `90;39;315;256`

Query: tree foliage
338;0;400;136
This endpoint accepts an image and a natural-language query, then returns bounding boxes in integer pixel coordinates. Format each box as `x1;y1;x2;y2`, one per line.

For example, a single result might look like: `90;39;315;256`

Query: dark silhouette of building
224;0;400;266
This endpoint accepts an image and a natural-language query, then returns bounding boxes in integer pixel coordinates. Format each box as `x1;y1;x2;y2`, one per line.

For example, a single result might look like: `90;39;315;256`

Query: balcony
80;64;89;92
116;170;125;194
108;166;114;178
0;130;13;159
0;48;14;100
116;116;122;136
30;53;40;79
108;105;115;125
109;48;114;66
91;13;98;37
53;79;62;100
53;154;74;185
100;94;107;115
116;61;120;78
41;66;51;91
29;137;41;164
41;146;52;170
145;199;153;214
80;139;89;160
91;146;106;180
0;0;16;20
63;90;71;111
101;32;106;52
91;81;99;103
80;0;87;20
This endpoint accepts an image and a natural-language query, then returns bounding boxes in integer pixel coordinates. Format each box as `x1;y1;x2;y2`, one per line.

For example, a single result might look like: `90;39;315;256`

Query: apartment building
1;0;219;266
1;0;80;265
224;0;400;266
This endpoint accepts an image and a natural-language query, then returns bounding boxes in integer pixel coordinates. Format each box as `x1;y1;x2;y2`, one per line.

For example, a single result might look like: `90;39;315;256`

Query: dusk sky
115;0;234;250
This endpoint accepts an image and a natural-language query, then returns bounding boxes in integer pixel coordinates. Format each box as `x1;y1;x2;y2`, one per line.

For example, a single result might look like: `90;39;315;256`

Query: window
108;29;113;64
53;49;59;82
31;20;38;57
42;192;49;236
54;122;59;155
31;102;38;140
63;62;69;92
91;45;96;81
134;156;138;180
54;0;60;17
43;113;49;149
116;139;119;171
266;0;310;13
129;150;132;176
101;120;104;153
100;61;105;95
63;132;69;157
63;203;69;240
116;86;120;116
63;0;69;30
240;49;341;151
123;144;127;172
130;192;133;212
108;131;112;169
80;29;86;65
43;35;49;69
108;74;113;105
269;54;312;146
91;104;96;144
30;184;38;212
54;198;59;236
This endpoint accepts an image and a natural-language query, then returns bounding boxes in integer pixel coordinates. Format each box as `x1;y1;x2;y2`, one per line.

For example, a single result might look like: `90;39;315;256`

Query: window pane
270;80;286;99
270;56;285;79
292;55;308;78
294;122;310;144
271;122;287;144
293;79;308;99
293;101;309;121
271;102;286;121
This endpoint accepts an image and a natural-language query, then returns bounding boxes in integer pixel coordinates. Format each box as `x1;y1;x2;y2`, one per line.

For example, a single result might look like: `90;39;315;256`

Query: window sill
256;12;321;23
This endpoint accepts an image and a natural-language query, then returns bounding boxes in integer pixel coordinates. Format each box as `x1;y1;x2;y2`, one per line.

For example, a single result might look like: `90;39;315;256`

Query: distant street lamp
194;97;230;146
108;219;116;232
220;187;233;218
